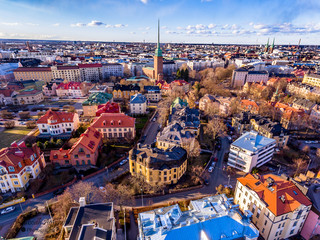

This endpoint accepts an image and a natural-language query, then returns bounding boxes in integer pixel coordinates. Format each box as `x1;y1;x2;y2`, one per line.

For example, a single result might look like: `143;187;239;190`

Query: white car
211;162;216;168
208;166;214;173
1;206;15;215
119;159;128;166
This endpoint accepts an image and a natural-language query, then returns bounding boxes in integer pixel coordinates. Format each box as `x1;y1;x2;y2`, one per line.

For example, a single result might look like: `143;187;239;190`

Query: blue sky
0;0;320;44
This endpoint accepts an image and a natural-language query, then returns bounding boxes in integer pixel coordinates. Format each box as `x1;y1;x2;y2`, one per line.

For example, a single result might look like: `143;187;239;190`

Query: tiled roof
0;142;41;174
50;149;70;161
96;102;120;116
78;63;102;68
238;174;311;216
130;93;147;104
37;110;75;124
13;67;51;72
16;88;42;96
0;88;14;97
82;92;113;106
57;82;82;90
70;127;102;154
91;113;135;128
55;66;79;70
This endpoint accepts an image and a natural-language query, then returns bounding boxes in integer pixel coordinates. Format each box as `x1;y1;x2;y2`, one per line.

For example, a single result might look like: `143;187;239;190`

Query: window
282;222;285;227
86;154;90;158
14;181;19;185
293;221;297;227
256;208;261;218
75;155;78;159
278;224;281;228
8;166;15;172
262;228;265;234
290;229;294;235
18;162;22;168
264;220;267;226
275;232;278;237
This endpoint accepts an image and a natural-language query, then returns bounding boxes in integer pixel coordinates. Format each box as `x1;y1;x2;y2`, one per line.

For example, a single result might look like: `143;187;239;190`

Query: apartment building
130;93;147;115
0;142;46;193
63;198;116;240
42;82;58;96
50;127;102;166
129;144;187;185
113;84;140;100
231;68;269;88
56;82;88;98
235;174;312;240
36;110;79;139
78;63;102;82
144;86;161;102
227;131;276;172
13;67;53;83
302;73;320;87
91;113;135;141
82;92;113;117
138;194;259;240
101;63;123;78
13;88;44;105
51;66;81;82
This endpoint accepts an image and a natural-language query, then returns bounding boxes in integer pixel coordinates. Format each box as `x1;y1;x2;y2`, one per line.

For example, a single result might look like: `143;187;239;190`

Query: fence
0;197;25;209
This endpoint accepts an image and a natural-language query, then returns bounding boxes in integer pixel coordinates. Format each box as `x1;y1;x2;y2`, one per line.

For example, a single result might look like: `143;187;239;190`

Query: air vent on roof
293;190;298;195
279;195;286;203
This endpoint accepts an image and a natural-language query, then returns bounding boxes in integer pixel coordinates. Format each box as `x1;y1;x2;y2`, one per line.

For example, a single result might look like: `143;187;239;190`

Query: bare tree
205;117;227;142
26;121;36;129
293;158;307;177
18;111;30;120
190;165;204;184
182;138;201;159
69;181;104;204
4;120;15;129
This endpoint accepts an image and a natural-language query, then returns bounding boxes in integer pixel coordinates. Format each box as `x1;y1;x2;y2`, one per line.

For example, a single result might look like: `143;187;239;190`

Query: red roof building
50;127;102;166
0;142;46;193
91;113;136;140
37;110;79;138
96;101;120;116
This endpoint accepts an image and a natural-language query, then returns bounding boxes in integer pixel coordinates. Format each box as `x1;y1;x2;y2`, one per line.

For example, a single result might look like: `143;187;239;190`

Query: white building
102;63;123;78
138;194;259;240
36;110;79;137
231;68;269;88
235;174;312;240
130;93;147;115
227;131;276;172
78;63;102;82
51;65;81;82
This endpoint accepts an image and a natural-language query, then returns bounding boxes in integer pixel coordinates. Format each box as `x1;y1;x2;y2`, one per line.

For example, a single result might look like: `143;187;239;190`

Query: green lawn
0;127;32;149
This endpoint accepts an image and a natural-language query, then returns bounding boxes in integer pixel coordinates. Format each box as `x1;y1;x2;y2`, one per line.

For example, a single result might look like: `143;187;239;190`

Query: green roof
82;92;113;106
171;97;188;109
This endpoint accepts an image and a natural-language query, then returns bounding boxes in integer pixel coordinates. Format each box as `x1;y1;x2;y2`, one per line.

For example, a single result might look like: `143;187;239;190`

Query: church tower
154;19;163;81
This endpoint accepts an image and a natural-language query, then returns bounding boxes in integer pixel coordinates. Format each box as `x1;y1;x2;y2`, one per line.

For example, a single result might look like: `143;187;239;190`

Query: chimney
79;197;86;207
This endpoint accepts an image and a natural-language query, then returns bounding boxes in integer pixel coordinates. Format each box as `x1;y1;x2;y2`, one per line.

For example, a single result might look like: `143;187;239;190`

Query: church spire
155;19;162;57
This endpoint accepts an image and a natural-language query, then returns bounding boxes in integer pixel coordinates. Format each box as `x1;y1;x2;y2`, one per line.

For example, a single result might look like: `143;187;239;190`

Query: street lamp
305;157;312;175
277;165;281;175
141;187;144;207
228;175;230;186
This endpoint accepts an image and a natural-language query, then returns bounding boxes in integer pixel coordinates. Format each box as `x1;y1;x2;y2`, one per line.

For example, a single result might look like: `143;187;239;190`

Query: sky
0;0;320;44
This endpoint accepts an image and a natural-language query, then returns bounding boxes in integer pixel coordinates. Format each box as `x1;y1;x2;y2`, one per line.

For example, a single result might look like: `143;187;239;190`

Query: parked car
119;159;128;166
211;162;216;168
204;180;209;185
1;206;15;215
213;157;218;162
53;188;65;196
208;166;214;173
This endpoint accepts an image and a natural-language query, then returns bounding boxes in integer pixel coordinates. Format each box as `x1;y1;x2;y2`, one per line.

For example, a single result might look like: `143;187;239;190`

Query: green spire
272;37;275;49
265;38;269;52
155;19;162;57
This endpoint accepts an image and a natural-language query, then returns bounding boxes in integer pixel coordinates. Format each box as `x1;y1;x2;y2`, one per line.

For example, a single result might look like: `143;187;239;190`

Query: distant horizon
1;0;320;45
0;38;318;47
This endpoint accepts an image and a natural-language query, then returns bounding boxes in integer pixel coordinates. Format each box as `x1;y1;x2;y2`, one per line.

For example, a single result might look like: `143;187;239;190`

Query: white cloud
0;32;4;37
145;26;151;30
105;24;113;28
26;23;39;26
114;24;125;28
52;23;60;27
208;23;216;29
176;26;183;30
88;20;105;27
130;32;136;34
70;23;86;27
1;22;19;26
141;0;148;4
161;26;168;29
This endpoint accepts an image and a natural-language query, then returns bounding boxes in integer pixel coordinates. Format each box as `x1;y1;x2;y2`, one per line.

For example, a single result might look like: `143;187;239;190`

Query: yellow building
302;73;320;87
250;118;289;148
112;84;140;100
13;67;53;83
0;142;46;193
129;144;187;185
13;88;44;105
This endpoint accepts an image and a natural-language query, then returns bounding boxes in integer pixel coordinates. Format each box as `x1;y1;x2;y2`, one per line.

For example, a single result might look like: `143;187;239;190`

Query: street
142;111;159;145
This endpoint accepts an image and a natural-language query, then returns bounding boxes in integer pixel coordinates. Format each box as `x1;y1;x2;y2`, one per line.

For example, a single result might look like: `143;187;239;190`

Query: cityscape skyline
1;0;320;44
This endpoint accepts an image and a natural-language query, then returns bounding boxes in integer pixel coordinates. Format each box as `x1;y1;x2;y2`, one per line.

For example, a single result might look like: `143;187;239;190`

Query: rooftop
232;131;276;153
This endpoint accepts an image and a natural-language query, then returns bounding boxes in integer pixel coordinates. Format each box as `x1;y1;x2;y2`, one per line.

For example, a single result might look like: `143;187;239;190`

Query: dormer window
31;155;34;161
18;162;22;168
8;166;15;172
118;120;121;125
111;120;114;126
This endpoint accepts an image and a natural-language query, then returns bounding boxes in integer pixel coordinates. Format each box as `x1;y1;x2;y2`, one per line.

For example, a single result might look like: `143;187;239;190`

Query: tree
18;111;30;120
215;184;233;197
182;138;201;159
176;69;181;79
293;158;307;177
190;165;204;185
302;145;310;158
56;139;64;147
123;64;132;77
205;117;227;142
1;110;14;119
4;120;15;129
68;181;104;204
26;121;36;129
